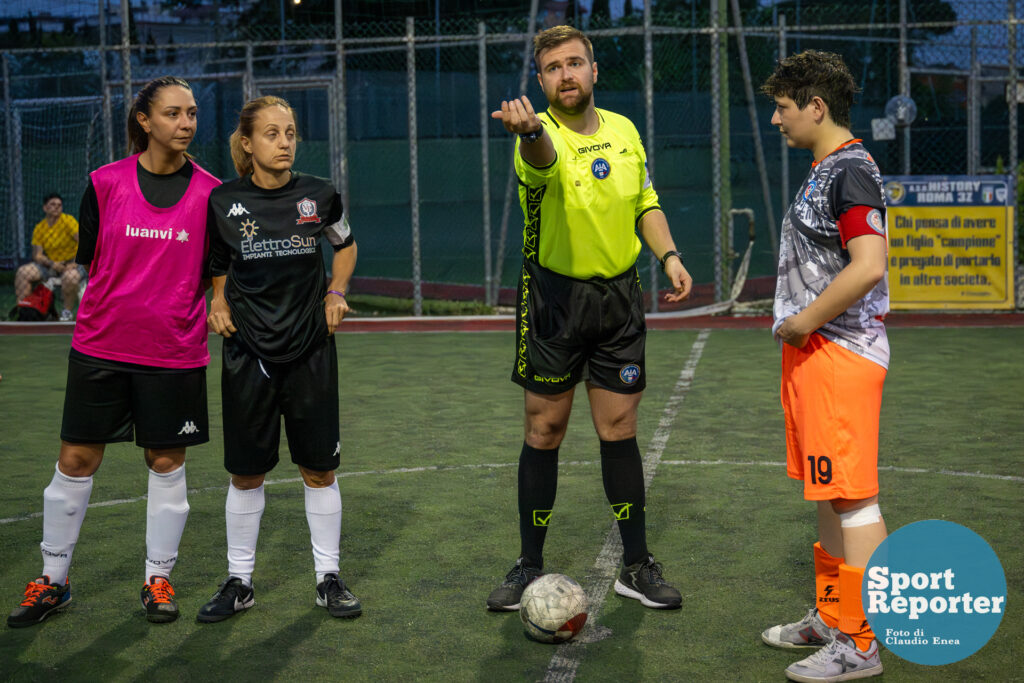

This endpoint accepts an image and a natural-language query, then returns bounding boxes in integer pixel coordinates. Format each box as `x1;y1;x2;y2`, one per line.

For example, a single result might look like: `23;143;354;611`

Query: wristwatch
660;250;684;272
519;128;543;144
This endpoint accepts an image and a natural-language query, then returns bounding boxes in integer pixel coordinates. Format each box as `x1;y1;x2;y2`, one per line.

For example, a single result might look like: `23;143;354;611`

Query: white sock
226;483;265;586
145;465;190;581
304;481;341;577
40;463;94;585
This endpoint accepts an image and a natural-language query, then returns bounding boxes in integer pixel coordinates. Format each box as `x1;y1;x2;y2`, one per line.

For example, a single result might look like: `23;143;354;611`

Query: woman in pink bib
7;76;220;629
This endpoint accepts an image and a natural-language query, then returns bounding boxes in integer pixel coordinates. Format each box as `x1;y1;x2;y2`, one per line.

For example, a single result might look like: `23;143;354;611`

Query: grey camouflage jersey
773;141;890;368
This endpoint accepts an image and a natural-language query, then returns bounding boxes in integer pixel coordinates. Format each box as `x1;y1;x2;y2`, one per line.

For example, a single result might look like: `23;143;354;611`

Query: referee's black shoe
613;554;682;609
316;574;362;618
197;577;254;623
486;558;542;611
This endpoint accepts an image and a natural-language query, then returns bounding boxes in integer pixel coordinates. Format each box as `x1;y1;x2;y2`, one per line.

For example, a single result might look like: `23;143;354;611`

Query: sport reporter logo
864;520;1006;666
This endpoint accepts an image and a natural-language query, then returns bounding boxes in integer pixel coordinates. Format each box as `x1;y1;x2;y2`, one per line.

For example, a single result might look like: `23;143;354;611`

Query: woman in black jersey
7;76;220;628
198;96;360;622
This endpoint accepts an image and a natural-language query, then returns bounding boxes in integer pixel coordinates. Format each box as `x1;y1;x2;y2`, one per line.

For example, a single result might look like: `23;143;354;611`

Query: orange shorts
781;333;886;501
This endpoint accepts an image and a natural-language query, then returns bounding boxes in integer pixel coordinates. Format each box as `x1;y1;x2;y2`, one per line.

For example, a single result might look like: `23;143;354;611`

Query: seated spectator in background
15;193;85;321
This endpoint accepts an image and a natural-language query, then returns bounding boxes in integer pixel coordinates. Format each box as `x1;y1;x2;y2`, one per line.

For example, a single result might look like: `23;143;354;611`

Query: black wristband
660;250;683;272
519;129;543;144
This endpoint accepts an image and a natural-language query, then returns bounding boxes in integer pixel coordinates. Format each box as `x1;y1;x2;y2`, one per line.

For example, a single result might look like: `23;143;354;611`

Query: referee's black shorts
221;336;340;476
511;260;646;395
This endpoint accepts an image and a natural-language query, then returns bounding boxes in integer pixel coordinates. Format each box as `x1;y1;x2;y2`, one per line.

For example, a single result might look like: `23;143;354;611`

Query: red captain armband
837;205;887;248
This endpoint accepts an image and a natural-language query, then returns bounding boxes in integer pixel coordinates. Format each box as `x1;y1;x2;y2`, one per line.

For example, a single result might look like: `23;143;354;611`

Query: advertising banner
884;175;1015;309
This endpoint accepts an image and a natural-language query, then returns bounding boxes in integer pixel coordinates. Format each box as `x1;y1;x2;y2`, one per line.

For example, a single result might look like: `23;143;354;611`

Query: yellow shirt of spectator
514;108;659;280
31;213;80;263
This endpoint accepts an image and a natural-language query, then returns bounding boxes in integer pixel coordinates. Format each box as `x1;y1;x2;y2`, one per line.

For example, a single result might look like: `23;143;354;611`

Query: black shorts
60;352;209;449
512;260;646;395
221;336;340;476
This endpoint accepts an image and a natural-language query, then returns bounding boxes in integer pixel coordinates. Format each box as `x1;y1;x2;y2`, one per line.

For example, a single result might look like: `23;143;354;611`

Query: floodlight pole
120;0;132;156
899;0;910;174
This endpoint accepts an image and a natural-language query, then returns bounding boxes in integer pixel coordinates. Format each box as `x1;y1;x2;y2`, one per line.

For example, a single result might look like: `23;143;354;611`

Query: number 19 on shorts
807;455;833;484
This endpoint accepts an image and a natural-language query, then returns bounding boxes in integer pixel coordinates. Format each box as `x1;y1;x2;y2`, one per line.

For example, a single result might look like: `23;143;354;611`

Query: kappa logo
333;441;341;457
177;421;199;435
296;197;320;224
226;203;250;218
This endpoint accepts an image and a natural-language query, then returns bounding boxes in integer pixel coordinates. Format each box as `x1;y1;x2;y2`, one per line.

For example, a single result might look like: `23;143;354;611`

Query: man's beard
548;85;592;116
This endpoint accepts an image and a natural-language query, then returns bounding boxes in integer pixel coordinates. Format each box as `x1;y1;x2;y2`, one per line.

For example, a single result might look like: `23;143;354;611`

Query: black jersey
207;173;354;363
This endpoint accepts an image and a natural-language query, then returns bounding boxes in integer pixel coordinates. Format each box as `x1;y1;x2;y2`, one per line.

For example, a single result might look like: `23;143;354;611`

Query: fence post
899;0;910;174
710;0;731;302
407;17;423;316
968;27;979;176
644;0;659;312
120;0;132;156
2;53;24;260
778;14;788;220
334;0;349;210
99;0;113;164
244;43;255;101
731;0;776;263
479;21;493;307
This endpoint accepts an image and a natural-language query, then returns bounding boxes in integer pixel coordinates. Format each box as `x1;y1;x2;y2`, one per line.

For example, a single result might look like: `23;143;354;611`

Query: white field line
543;328;712;683
2;451;1019;527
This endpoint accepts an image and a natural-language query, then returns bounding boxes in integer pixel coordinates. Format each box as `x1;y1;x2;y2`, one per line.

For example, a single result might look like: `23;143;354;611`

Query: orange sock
814;542;843;629
838;563;876;651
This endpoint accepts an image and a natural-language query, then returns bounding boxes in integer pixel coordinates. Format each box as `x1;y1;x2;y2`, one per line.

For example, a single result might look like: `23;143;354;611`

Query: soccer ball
519;573;588;644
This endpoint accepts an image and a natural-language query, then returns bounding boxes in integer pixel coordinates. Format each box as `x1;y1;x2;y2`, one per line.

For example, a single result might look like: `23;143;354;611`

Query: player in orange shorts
759;51;890;683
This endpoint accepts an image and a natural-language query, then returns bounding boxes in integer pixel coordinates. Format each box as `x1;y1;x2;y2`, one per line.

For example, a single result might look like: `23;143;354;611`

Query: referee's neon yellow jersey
514;108;660;279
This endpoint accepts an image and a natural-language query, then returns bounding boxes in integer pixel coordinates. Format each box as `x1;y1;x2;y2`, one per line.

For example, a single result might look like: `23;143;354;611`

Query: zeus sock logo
820;584;840;604
532;510;553;527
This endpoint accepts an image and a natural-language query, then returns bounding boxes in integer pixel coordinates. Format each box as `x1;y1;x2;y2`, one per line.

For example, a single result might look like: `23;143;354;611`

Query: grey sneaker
613;554;682;609
486;558;542;611
763;608;838;649
785;632;883;683
316;574;361;618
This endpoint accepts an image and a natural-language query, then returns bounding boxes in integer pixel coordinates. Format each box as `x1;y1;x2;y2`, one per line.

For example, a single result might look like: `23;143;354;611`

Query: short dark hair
42;193;62;205
760;50;859;128
533;25;594;70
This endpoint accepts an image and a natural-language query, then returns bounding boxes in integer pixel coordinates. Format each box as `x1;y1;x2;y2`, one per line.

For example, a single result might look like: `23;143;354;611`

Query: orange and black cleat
7;576;72;628
141;575;179;623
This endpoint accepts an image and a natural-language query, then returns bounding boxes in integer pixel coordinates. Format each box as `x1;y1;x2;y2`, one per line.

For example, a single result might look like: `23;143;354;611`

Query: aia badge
591;158;611;180
867;208;886;235
296;197;320;225
619;363;641;385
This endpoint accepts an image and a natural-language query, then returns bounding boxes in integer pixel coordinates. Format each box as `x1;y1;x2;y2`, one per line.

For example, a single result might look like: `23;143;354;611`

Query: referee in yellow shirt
486;25;692;612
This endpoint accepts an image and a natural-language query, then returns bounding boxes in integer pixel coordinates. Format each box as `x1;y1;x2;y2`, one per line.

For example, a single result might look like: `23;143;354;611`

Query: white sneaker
59;309;73;322
763;607;838;649
785;632;883;683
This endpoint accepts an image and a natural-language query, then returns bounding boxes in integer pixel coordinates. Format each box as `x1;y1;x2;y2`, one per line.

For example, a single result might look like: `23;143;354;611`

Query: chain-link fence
1;0;1021;313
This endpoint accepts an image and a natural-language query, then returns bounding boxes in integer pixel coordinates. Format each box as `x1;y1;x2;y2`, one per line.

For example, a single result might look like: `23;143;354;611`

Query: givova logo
863;520;1006;666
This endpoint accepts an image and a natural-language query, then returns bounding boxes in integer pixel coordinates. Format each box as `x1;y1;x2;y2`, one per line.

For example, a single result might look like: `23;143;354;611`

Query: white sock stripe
226;483;265;515
54;462;93;487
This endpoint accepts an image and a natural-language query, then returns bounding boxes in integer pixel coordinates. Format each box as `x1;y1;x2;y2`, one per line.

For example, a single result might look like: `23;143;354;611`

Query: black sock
517;442;558;568
600;437;648;566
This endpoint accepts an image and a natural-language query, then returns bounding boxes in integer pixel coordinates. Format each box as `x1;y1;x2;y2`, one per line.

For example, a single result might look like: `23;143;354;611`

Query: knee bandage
839;503;882;528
